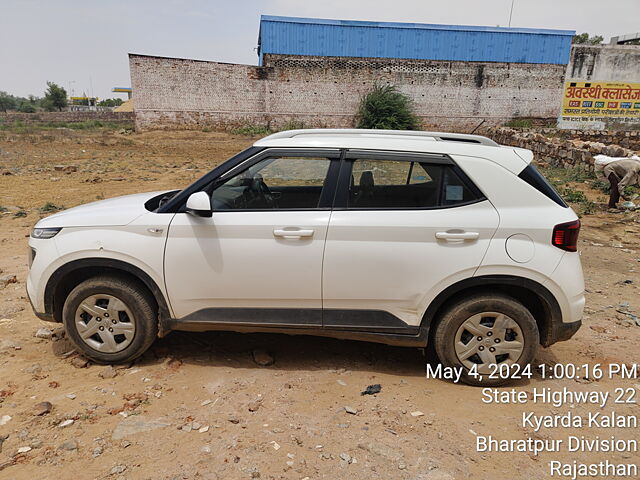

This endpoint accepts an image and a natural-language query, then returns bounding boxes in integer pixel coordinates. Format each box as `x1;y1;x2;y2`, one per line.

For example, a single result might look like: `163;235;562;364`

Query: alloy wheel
454;311;524;374
75;294;136;353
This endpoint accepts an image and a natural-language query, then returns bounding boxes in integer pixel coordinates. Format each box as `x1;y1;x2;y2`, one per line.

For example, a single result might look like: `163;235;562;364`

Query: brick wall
0;111;134;124
130;53;566;131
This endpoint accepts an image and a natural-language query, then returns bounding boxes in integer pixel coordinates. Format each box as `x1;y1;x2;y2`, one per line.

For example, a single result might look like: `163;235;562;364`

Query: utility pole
508;0;515;27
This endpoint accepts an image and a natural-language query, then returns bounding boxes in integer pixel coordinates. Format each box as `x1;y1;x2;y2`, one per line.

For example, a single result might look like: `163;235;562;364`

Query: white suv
27;129;584;385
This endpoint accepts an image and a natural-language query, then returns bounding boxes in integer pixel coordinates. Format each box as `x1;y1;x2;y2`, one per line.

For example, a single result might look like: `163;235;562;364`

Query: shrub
504;119;532;128
357;84;420;130
39;202;64;213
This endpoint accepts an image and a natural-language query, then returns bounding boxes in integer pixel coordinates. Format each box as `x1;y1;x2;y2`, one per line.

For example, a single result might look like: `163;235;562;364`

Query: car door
164;149;341;327
322;150;499;331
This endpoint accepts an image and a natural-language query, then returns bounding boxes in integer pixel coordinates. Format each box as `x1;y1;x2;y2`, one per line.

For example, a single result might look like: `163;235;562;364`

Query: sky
0;0;638;100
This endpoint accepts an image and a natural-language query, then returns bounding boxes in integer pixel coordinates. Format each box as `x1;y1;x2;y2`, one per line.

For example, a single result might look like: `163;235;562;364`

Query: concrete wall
567;45;640;82
559;45;640;129
130;53;566;131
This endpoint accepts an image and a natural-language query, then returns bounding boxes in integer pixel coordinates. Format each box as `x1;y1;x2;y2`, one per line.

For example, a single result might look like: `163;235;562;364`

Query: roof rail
260;129;500;147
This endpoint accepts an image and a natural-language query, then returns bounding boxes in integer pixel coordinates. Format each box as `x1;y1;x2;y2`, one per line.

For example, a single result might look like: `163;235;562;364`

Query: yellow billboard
561;81;640;122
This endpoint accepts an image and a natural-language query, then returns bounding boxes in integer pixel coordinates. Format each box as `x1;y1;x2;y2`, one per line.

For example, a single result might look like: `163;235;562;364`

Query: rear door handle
273;228;315;239
435;231;479;241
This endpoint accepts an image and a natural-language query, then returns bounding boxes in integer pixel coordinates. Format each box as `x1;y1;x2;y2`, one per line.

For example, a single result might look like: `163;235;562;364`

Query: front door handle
273;228;315;239
435;231;480;241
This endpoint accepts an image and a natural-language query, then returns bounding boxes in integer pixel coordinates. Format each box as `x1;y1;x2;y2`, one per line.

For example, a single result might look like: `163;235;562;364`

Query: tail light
552;220;581;252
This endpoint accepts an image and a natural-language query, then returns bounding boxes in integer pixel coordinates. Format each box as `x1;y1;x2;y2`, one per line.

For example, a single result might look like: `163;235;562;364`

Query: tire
62;275;158;364
433;294;539;387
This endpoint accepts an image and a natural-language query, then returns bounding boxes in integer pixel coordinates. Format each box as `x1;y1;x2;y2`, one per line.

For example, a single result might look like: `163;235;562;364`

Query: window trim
205;148;343;213
333;149;486;211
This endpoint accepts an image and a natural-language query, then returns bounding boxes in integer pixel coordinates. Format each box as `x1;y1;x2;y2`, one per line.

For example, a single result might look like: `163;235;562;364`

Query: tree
18;102;36;113
44;81;68;111
357;84;420;130
0;91;16;112
572;33;604;45
98;98;124;107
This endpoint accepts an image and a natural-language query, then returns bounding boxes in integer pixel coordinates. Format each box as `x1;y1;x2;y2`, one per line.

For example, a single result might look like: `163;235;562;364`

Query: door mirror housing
186;191;212;218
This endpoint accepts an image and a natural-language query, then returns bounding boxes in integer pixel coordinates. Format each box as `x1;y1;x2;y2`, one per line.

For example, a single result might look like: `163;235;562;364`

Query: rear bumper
549;319;582;344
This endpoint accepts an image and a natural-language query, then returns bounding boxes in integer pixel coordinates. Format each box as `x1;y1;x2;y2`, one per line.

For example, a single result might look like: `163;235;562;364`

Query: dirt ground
0;128;638;480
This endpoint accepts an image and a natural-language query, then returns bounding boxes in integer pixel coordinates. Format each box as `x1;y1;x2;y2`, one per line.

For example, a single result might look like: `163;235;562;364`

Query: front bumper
26;283;55;322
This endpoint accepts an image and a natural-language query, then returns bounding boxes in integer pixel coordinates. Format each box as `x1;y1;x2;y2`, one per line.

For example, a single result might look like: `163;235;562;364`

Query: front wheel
62;276;158;364
433;294;539;387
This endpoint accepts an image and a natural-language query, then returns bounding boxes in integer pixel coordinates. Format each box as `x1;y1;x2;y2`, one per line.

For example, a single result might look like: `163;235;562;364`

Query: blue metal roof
258;15;575;65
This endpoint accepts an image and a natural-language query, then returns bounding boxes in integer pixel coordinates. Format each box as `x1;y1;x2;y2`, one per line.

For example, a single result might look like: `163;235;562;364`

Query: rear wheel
62;276;158;364
433;294;539;386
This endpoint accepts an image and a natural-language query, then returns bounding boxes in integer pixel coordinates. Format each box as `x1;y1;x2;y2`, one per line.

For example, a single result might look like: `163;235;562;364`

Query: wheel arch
44;258;171;334
421;275;562;348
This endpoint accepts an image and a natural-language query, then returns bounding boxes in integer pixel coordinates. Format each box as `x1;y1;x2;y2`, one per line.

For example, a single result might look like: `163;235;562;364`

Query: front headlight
31;227;62;239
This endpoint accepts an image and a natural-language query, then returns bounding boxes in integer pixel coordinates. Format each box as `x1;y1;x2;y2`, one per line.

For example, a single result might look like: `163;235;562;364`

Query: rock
410;411;425;417
53;165;78;173
66;393;76;400
228;416;240;424
30;439;43;449
252;348;274;366
33;401;53;416
120;440;131;448
344;406;357;415
99;366;118;379
59;439;78;451
201;399;212;406
340;453;352;463
58;419;74;428
357;441;403;461
51;327;66;340
201;445;212;454
25;364;42;374
16;446;31;454
361;384;382;396
0;435;8;453
35;328;53;340
337;379;347;386
93;446;103;457
112;416;171;440
109;465;127;475
181;424;192;433
0;415;11;425
270;441;281;450
71;357;89;368
247;397;263;412
0;339;20;353
199;426;209;433
0;275;17;289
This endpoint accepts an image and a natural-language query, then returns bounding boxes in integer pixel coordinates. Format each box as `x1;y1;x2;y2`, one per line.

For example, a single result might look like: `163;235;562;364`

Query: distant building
127;15;632;131
258;15;574;65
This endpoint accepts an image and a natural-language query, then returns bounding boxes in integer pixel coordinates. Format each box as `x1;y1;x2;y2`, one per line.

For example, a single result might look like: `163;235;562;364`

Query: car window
347;158;479;208
211;156;331;210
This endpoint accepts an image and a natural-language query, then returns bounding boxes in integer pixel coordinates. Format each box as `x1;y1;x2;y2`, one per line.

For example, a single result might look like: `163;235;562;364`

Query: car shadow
134;330;428;378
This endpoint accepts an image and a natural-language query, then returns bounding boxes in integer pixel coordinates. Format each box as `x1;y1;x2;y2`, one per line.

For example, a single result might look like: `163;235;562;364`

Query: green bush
39;202;64;213
504;119;532;128
357;84;420;130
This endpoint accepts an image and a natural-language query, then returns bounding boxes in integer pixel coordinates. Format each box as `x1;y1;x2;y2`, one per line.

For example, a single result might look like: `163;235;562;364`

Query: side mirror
186;192;212;218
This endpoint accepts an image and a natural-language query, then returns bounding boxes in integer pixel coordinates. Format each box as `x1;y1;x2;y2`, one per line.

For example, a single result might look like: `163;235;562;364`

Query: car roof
254;129;532;174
